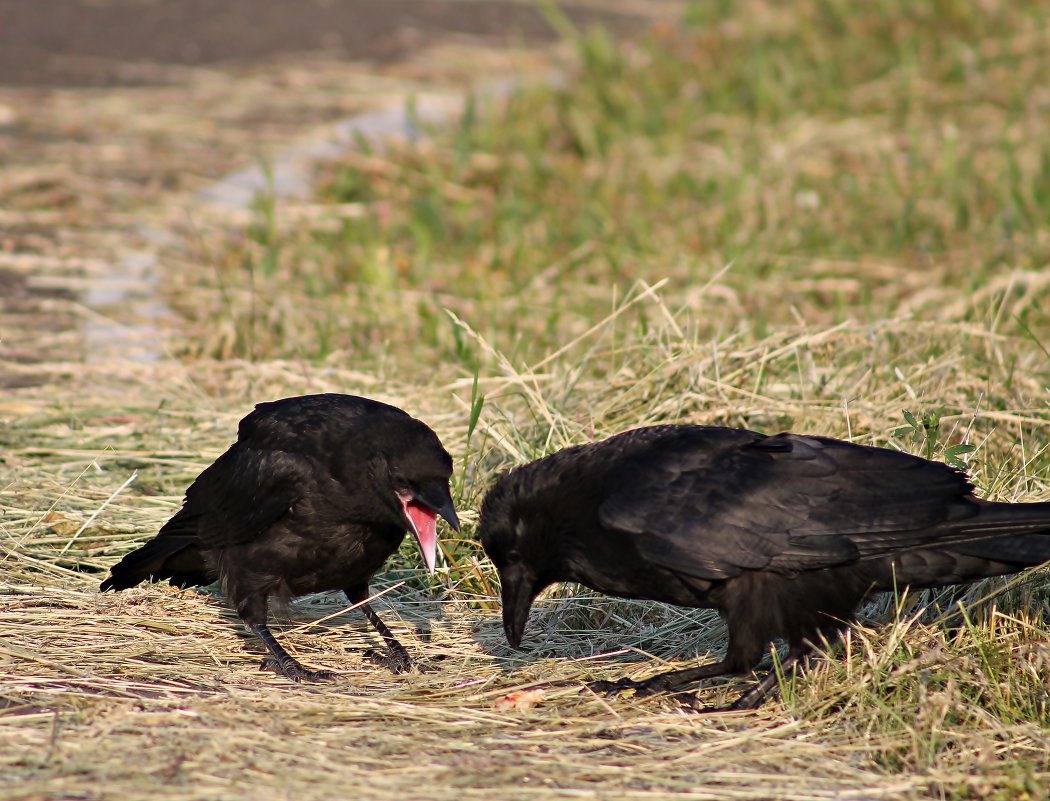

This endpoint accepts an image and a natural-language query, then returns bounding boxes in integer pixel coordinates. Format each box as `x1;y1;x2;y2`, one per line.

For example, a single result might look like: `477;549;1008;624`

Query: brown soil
0;0;645;87
0;0;676;393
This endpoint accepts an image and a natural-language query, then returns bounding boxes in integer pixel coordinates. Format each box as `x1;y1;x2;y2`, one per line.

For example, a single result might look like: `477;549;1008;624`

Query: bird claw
363;648;431;675
588;676;662;697
260;656;335;683
724;684;772;711
671;676;774;713
674;692;750;713
676;696;761;714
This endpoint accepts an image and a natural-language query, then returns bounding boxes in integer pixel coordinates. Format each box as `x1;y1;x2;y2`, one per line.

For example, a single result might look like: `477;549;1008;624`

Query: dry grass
2;318;1048;799
3;0;1050;798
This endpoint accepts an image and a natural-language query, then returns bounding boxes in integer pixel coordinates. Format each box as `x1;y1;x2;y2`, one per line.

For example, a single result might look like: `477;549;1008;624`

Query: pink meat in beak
398;491;439;573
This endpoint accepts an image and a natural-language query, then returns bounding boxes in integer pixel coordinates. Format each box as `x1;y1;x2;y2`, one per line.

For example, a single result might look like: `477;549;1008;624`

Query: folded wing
598;430;981;580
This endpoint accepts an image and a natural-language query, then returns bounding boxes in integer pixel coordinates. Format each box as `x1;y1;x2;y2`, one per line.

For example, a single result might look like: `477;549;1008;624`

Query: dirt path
0;0;655;87
0;0;677;400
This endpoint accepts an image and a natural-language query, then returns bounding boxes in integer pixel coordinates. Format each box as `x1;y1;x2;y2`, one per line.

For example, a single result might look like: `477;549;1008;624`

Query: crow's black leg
593;651;807;711
251;623;335;682
591;629;775;701
345;587;420;674
590;658;740;697
359;601;415;674
722;654;800;711
686;646;814;712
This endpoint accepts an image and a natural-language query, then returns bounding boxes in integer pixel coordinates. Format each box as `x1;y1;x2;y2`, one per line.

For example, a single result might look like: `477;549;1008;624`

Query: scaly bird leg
720;653;802;711
345;586;423;674
590;657;741;697
359;601;415;674
251;623;335;683
599;647;809;712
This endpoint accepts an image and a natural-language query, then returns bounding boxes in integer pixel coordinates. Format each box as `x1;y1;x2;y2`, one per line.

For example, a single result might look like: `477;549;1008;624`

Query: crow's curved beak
398;485;459;574
500;565;535;649
433;494;460;533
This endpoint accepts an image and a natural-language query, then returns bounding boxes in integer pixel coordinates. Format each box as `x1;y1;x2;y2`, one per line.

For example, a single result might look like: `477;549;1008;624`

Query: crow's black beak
413;483;460;532
435;494;460;532
500;566;535;649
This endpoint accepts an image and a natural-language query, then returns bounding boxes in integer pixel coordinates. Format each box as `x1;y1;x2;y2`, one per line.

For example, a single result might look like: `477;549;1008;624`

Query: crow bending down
479;425;1050;708
102;393;459;681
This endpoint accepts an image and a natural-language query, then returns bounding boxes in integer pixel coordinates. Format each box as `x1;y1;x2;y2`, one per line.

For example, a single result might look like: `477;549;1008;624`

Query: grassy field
3;0;1050;798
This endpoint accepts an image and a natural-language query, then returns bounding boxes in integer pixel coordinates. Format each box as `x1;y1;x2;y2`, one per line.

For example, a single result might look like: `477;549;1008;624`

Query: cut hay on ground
2;312;1048;799
4;0;1050;797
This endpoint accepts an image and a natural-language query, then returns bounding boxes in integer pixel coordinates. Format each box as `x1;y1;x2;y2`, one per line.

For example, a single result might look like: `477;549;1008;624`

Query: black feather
479;424;1050;703
100;393;457;680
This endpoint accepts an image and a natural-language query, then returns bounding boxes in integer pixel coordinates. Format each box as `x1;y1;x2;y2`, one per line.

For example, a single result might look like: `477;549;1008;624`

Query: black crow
479;425;1050;708
101;393;459;681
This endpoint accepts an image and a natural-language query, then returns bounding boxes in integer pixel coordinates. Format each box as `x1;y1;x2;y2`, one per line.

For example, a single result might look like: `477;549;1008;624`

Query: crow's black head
359;413;460;573
478;470;550;648
253;395;460;572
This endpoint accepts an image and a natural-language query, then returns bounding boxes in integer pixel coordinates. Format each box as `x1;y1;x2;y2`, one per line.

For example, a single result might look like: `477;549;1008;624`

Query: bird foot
724;681;776;711
588;676;669;697
260;656;335;683
363;648;434;675
675;679;775;713
676;696;749;714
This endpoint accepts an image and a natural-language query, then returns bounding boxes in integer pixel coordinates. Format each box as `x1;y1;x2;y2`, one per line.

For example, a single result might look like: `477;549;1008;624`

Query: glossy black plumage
479;425;1050;707
101;393;459;681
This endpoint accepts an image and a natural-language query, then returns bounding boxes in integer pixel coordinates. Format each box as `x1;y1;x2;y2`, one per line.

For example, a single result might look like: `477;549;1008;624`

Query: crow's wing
598;431;978;580
173;445;313;548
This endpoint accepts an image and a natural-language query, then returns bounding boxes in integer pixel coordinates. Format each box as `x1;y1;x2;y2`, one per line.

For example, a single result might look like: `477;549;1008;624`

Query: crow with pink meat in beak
101;393;459;681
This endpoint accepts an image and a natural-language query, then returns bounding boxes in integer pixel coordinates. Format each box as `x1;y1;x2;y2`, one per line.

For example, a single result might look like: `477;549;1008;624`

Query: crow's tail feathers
948;500;1050;574
100;509;212;591
960;500;1050;541
881;502;1050;590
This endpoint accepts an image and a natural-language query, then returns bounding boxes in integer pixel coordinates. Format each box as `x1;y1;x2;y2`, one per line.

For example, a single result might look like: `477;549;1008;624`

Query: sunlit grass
5;1;1050;799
